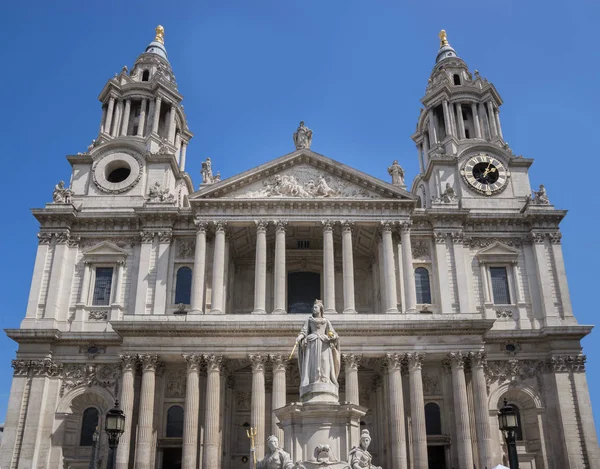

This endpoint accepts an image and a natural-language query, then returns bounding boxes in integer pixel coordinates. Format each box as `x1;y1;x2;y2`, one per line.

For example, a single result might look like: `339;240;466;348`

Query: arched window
166;405;184;437
142;70;150;81
425;403;442;435
80;407;99;446
175;266;192;304
415;267;432;304
453;74;461;85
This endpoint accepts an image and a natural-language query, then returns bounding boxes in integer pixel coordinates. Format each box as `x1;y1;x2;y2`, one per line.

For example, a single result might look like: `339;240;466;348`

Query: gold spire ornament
155;25;165;44
439;29;449;47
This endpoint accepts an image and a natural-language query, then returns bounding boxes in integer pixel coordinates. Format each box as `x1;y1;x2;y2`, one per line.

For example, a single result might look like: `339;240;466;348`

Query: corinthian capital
138;354;160;372
193;216;208;232
399;220;413;233
203;354;224;372
444;351;466;370
469;351;487;368
269;354;289;372
383;353;403;372
342;353;362;371
254;220;268;232
183;354;203;372
119;354;137;372
405;352;425;371
274;220;288;233
248;353;268;372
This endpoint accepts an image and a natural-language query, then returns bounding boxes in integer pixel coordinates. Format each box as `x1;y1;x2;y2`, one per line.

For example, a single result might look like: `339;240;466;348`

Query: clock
460;154;510;196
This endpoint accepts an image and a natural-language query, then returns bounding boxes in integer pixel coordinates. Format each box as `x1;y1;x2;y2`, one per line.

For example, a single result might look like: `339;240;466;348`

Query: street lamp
88;427;99;469
105;400;126;469
498;398;519;469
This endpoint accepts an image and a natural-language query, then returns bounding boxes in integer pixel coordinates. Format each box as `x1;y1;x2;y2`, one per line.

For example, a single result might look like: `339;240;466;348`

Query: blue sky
0;0;599;433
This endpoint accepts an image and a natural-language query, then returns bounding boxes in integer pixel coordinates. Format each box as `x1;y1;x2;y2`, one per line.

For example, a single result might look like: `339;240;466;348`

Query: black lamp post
498;398;519;469
88;427;99;469
105;400;126;469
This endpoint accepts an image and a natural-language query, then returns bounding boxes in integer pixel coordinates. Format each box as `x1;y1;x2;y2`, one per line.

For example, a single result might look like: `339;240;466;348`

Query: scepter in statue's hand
246;427;257;467
288;340;298;361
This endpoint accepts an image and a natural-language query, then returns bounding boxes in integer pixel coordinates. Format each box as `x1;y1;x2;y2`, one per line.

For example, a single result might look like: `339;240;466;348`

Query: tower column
249;354;267;460
417;144;424;173
99;104;107;135
137;99;147;137
455;103;466;139
270;354;288;443
427;110;438;144
407;353;428;469
478;103;487;139
422;135;429;166
180;141;188;171
273;221;287;314
104;96;115;136
471;102;482;138
120;99;131;136
111;100;123;137
469;352;493;469
446;352;474;469
400;222;417;313
253;221;268;314
341;222;356;313
385;353;408;469
495;108;503;139
182;354;202;469
167;104;177;143
134;354;159;469
152;96;162;134
190;220;207;314
487;102;498;137
323;221;336;313
203;354;223;468
381;222;398;313
442;99;453;137
115;354;136;469
210;222;227;314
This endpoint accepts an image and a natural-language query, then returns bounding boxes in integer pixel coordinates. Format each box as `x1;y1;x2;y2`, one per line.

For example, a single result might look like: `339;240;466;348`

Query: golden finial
439;29;449;47
155;25;165;44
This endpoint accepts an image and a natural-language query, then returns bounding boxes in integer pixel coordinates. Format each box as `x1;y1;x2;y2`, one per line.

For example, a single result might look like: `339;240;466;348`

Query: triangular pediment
190;150;415;201
83;241;129;258
476;242;519;261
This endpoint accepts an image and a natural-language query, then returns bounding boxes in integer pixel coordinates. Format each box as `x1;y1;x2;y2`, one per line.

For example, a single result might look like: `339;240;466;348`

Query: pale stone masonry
1;25;599;469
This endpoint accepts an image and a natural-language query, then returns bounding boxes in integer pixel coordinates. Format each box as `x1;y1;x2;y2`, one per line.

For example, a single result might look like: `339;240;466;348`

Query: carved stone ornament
12;358;62;377
92;151;143;194
60;363;120;396
293;121;313;150
88;310;108;321
37;232;53;245
183;354;202;372
549;355;586;372
119;354;137;372
269;354;289;372
341;353;362;371
432;182;458;204
313;444;337;463
147;181;175;203
201;157;220;185
203;354;224;372
530;184;550;205
248;354;268;372
422;371;440;395
236;165;376;199
465;237;525;249
236;391;251;411
388;160;405;187
165;368;186;398
485;359;544;390
411;240;430;259
52;181;74;204
177;240;195;258
496;309;513;318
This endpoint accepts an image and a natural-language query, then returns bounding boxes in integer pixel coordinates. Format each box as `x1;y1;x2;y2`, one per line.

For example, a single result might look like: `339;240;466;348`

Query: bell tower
411;30;534;211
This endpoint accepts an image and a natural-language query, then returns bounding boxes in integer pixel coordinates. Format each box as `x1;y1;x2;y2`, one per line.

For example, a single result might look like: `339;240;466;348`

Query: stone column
495;108;503;139
381;222;398;312
471;102;482;138
434;232;452;313
135;354;159;469
120;99;131;136
249;354;267;460
116;354;136;469
342;354;362;405
180;142;188;171
445;352;473;469
427;110;437;145
322;221;336;313
469;352;493;469
570;356;600;465
456;103;466;139
190;220;207;314
253;221;268;314
487;102;498;137
210;222;227;314
152;232;172;315
168;104;177;143
273;221;287;314
270;354;287;442
182;354;202;469
111;100;123;137
450;233;471;315
341;222;356;313
104;96;115;136
549;232;574;320
137;99;147;137
406;353;428;469
99;104;107;135
478;103;487;139
135;232;154;315
400;222;417;313
442;100;453;137
152;96;162;134
384;353;408;469
417;144;424;174
112;260;125;305
530;232;559;326
78;261;92;303
203;354;223;468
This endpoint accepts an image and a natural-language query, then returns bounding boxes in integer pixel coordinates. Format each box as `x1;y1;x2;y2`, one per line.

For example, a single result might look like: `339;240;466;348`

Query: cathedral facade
1;26;598;469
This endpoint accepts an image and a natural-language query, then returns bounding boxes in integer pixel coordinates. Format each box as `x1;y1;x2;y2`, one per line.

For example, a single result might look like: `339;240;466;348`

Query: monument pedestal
275;401;367;467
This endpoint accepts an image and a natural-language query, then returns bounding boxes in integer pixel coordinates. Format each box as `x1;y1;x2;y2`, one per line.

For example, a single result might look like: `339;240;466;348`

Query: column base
251;309;266;314
386;308;399;313
188;309;204;315
272;308;287;314
405;308;418;314
208;309;224;314
325;309;338;314
342;308;357;314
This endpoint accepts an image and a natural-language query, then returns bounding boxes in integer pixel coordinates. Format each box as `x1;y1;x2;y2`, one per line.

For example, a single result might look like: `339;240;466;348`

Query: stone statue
347;430;382;469
254;435;294;469
295;299;340;400
315;175;337;197
201;158;215;184
52;181;74;204
387;160;405;187
147;182;175;203
293;121;313;150
531;184;550;205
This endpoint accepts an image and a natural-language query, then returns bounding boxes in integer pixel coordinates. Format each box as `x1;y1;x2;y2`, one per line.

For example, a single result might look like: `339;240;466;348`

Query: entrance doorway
288;272;320;314
427;446;446;469
162;448;182;469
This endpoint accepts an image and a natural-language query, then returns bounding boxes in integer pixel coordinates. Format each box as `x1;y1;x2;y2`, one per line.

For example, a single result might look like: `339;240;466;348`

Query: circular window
92;151;142;194
505;344;516;352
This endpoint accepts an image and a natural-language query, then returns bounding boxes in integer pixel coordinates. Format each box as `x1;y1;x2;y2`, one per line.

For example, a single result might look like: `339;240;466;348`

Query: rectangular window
490;267;511;304
92;267;113;305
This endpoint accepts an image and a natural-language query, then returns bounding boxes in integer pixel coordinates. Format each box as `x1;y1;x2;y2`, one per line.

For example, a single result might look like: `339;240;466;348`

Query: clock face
460;154;510;196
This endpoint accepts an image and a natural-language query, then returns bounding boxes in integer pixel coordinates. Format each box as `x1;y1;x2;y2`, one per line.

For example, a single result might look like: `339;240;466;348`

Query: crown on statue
314;299;323;308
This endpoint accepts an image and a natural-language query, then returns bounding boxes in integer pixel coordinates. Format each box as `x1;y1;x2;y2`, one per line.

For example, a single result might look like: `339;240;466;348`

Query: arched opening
166;405;184;438
80;407;99;446
142;70;150;81
415;267;432;304
288;272;320;314
175;266;192;304
453;74;461;85
425;402;442;435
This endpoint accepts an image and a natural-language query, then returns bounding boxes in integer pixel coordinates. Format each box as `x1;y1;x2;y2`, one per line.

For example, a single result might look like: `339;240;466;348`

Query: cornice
5;328;122;345
484;325;593;342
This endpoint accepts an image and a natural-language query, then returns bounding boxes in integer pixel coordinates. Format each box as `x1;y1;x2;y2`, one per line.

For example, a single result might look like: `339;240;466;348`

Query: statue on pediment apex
387;160;405;187
293;121;313;150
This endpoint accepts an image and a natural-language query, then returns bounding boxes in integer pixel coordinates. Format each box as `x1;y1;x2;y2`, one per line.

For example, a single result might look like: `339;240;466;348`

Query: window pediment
82;241;128;263
476;241;519;264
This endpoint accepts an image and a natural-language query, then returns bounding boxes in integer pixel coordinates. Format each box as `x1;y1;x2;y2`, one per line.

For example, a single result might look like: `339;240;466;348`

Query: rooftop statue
387;160;405;187
52;181;74;204
293;121;313;150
